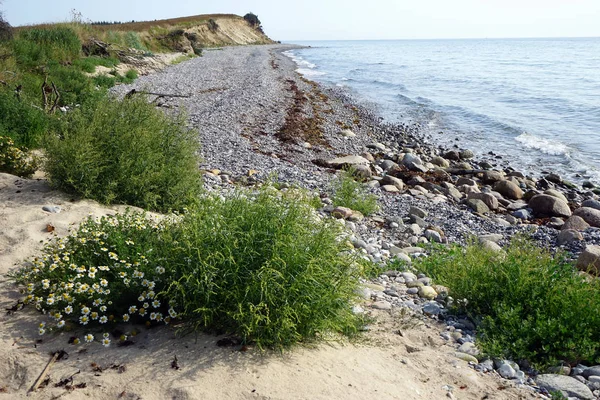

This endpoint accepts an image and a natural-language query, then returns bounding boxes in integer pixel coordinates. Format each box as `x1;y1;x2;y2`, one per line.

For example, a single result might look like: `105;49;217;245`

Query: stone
562;216;590;231
424;230;443;243
466;198;490;214
381;175;405;191
582;366;600;379
379;159;399;172
352;165;372;180
42;205;61;214
423;302;442;316
418;286;437;300
544;189;569;204
582;199;600;211
431;156;450;168
480;239;502;252
458;342;480;356
407;280;424;288
545;173;563;184
506;200;529;211
331;207;353;219
409;206;428;219
482;170;505;183
454;352;478;363
574;207;600;227
467;192;499;210
456;177;477;186
348;211;364;222
340;129;356;137
326;155;370;169
512;209;532;220
535;374;594;400
494;180;523;200
394;252;412;264
371;301;392;310
459;149;474;159
556;229;583;246
479;234;503;243
497;363;517;379
576;246;600;275
444;150;461;161
381;185;400;193
528;194;572;218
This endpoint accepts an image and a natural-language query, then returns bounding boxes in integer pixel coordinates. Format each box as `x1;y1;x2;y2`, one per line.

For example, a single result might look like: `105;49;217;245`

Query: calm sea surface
285;38;600;185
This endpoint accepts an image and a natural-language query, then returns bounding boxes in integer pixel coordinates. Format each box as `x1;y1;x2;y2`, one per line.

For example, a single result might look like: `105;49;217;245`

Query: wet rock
494;180;523;200
535;374;594;400
528;194;572;218
573;207;600;227
576;245;600;275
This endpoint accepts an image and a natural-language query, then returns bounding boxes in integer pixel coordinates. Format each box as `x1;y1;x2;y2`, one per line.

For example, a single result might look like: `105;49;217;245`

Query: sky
2;0;600;40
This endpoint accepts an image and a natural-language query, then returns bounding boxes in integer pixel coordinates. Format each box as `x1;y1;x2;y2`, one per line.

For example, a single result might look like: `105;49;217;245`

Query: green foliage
44;95;202;212
0;135;39;177
331;169;379;216
13;27;81;68
414;237;600;368
167;186;364;348
92;74;116;88
0;91;48;147
73;56;119;73
124;31;146;50
11;212;178;342
12;187;366;348
243;12;261;28
0;12;12;41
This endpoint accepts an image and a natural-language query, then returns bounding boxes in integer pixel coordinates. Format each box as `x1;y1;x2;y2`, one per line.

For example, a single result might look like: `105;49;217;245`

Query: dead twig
125;88;191;99
29;352;60;393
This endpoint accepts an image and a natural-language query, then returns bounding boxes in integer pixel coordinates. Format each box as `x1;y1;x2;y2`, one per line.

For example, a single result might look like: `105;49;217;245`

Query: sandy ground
0;172;538;399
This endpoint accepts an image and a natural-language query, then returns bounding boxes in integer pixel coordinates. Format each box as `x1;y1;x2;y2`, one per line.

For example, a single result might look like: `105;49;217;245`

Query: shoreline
1;44;599;399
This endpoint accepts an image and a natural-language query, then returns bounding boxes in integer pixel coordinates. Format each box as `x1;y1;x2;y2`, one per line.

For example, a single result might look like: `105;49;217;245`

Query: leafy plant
331;168;379;216
414;237;600;369
167;186;365;348
0;135;38;177
44;95;202;212
13;26;81;67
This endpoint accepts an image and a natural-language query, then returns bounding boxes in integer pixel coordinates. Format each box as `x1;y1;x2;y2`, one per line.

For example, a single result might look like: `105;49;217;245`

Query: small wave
296;68;326;77
283;51;317;69
515;133;570;156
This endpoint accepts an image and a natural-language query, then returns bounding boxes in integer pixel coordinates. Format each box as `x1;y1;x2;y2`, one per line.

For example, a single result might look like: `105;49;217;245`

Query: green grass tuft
331;168;379;216
414;237;600;369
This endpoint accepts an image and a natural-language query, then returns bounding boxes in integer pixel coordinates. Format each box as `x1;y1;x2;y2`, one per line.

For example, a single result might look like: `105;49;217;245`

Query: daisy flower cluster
12;211;179;345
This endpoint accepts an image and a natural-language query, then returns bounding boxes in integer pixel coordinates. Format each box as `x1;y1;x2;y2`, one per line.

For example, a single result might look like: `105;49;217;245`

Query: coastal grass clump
0;91;49;148
11;212;179;346
415;237;600;369
331;168;379;216
44;95;202;212
0;136;39;177
12;186;366;348
167;187;365;348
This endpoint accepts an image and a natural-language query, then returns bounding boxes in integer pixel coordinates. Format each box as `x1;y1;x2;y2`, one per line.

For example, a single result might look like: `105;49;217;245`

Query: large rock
381;175;405;191
573;207;600;227
576;245;600;275
582;365;600;379
582;199;600;211
467;192;499;210
431;156;450;168
544;189;568;204
561;216;590;231
326;155;370;169
482;170;505;184
556;229;583;246
528;194;572;218
494;180;523;200
466;199;490;214
535;374;594;399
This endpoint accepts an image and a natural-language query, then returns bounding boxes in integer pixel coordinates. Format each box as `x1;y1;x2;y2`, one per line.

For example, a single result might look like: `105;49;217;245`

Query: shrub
0;91;48;147
12;186;367;348
0;135;38;177
331;168;379;216
44;95;202;212
10;211;178;344
124;31;145;50
243;13;261;28
13;26;81;67
0;12;12;41
207;19;219;33
92;74;116;88
167;186;365;348
415;237;600;369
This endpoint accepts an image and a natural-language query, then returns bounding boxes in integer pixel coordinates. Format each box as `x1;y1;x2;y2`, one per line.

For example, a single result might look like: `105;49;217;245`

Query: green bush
124;31;146;50
92;74;116;88
0;135;39;177
74;56;119;73
12;187;367;348
44;95;202;212
10;212;178;344
0;91;48;147
331;169;379;216
415;237;600;368
13;27;81;68
167;186;364;348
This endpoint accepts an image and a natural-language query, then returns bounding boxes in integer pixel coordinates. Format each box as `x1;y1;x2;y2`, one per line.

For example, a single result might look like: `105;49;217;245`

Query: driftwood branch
125;89;191;99
49;82;60;114
29;352;60;393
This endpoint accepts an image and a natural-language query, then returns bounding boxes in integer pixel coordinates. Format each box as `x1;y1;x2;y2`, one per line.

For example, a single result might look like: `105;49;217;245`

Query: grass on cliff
415;237;600;369
44;95;202;212
12;186;366;348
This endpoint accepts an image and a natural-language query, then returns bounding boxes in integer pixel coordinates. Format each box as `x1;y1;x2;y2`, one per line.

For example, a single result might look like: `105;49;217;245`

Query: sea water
284;38;600;185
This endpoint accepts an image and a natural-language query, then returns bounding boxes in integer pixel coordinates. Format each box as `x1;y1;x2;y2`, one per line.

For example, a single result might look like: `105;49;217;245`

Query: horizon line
282;35;600;42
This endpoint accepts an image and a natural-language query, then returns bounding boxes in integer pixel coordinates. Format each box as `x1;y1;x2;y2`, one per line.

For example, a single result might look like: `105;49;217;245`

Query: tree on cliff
243;12;264;33
0;3;12;41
